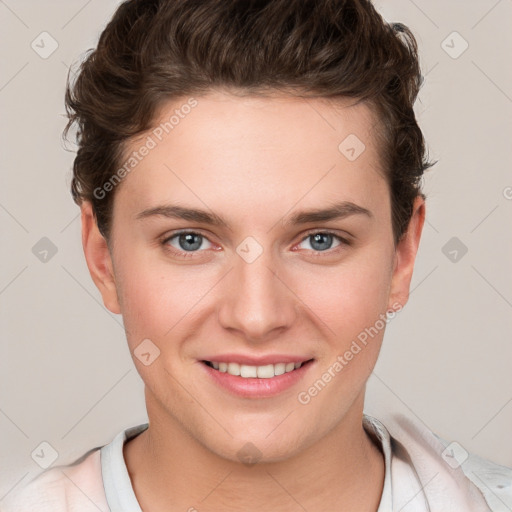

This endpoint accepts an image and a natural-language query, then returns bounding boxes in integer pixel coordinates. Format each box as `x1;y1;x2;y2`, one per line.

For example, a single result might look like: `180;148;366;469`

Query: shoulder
460;450;512;512
1;447;108;512
367;413;512;511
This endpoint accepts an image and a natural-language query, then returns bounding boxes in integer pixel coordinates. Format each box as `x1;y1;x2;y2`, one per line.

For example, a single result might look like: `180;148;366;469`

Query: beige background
1;0;511;501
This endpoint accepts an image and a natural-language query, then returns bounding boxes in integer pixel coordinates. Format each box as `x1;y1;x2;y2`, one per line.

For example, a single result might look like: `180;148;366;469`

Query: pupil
310;233;332;251
179;233;202;251
177;233;332;252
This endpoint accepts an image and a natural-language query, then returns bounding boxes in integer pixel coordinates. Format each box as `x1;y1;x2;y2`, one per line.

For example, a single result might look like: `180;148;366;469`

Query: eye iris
310;233;332;251
179;233;202;251
174;233;336;252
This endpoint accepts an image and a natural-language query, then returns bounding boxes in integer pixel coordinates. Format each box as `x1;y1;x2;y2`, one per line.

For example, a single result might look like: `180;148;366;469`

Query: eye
162;231;214;256
296;231;349;253
160;229;350;259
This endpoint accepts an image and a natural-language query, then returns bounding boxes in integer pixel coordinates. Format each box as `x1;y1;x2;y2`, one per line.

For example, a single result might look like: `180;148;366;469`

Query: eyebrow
135;201;373;229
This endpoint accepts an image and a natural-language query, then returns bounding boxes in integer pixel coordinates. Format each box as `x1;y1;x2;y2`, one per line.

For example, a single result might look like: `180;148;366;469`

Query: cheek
114;249;218;349
296;249;394;345
113;249;175;341
293;251;393;416
114;231;394;354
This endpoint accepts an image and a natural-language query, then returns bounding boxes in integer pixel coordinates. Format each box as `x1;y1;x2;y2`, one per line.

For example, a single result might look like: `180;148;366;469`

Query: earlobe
387;196;426;312
80;202;121;315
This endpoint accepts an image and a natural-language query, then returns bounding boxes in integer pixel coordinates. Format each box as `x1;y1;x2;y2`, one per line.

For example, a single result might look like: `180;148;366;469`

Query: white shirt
2;414;511;511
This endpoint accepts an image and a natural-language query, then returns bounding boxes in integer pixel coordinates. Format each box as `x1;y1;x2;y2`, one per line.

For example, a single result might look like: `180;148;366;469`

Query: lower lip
199;360;315;398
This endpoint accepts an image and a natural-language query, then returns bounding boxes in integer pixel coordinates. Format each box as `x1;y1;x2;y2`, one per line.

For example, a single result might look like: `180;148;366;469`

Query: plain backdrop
1;0;511;500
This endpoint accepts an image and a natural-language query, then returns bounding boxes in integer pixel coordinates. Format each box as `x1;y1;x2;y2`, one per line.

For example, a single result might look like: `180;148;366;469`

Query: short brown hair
65;0;434;246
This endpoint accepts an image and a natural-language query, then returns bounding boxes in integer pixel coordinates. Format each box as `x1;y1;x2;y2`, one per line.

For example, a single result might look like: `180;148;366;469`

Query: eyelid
161;229;217;248
161;228;351;244
293;229;352;252
160;229;218;259
160;228;352;258
161;228;215;242
299;228;352;241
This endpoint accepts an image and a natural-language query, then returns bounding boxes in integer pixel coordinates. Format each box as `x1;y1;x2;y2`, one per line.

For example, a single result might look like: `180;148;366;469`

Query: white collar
101;415;404;511
100;414;503;511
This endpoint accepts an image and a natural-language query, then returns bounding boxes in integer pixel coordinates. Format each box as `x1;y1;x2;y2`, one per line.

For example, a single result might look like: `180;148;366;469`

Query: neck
124;390;385;512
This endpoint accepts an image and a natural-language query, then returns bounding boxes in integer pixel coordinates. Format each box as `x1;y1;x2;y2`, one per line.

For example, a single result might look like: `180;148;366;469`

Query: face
82;90;424;463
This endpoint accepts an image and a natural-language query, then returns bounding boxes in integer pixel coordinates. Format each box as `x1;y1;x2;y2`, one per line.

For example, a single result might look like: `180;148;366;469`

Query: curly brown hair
64;0;434;246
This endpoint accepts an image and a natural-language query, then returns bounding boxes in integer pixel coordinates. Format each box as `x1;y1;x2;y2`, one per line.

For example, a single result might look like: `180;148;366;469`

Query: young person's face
83;90;424;462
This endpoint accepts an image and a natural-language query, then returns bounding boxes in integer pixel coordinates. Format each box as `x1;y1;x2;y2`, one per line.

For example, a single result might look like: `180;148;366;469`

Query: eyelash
160;229;351;259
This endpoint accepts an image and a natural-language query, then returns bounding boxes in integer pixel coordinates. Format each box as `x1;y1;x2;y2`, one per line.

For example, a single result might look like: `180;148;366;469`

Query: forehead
113;90;388;223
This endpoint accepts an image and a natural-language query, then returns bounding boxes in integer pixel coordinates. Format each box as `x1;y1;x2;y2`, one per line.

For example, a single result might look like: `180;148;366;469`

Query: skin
81;89;425;511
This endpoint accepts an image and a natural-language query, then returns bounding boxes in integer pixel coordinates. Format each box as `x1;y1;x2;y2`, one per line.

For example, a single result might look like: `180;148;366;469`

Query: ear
80;202;121;315
387;196;426;312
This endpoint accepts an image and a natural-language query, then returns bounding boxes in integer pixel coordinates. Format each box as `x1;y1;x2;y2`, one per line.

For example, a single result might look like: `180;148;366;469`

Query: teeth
208;360;304;378
228;362;240;376
241;365;257;378
274;363;286;376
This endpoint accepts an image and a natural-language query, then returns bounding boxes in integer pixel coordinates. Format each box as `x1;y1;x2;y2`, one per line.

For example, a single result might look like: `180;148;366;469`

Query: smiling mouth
202;359;314;379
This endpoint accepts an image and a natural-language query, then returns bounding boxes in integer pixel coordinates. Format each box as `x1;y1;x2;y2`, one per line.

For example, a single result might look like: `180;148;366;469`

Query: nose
217;247;297;343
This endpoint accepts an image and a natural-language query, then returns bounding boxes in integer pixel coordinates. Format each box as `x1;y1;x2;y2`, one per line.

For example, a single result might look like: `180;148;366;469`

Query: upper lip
201;354;315;366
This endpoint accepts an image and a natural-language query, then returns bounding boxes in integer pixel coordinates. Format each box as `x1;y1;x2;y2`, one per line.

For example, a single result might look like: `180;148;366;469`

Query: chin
202;420;315;465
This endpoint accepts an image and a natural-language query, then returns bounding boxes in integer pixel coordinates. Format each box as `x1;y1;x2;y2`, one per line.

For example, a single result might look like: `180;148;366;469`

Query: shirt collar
101;415;405;511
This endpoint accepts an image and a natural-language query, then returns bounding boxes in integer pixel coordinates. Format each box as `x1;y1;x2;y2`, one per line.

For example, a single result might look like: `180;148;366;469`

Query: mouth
202;359;314;379
199;358;315;398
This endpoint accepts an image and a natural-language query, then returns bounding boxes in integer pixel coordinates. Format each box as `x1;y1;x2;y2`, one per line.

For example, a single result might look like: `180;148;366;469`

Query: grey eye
299;233;340;252
168;232;212;252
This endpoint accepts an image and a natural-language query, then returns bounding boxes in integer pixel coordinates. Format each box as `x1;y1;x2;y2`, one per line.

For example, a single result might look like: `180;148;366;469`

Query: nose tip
217;256;297;342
